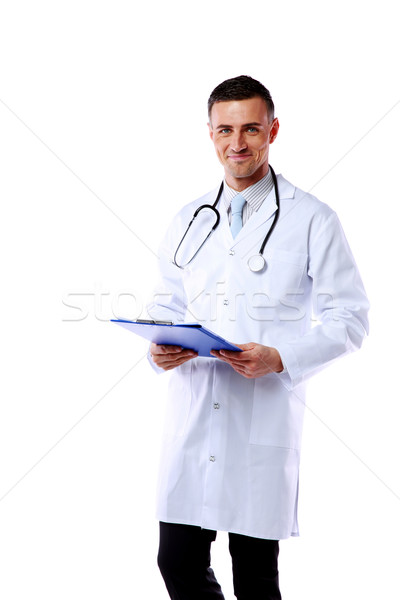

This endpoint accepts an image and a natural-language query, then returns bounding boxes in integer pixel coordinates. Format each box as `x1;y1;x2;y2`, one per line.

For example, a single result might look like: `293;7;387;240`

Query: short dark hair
208;75;275;122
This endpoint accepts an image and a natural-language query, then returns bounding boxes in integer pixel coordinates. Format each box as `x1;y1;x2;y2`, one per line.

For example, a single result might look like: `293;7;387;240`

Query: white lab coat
147;174;369;540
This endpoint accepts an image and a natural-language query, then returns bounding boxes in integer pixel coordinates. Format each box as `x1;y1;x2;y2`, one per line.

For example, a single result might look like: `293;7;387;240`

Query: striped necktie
230;193;246;238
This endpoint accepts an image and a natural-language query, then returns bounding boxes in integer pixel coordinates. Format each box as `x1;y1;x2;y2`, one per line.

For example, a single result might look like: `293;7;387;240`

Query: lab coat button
223;299;229;306
213;403;220;409
229;249;235;256
209;455;216;462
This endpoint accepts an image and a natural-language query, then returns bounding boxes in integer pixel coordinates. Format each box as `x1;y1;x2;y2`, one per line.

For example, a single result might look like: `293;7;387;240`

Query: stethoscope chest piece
247;254;267;273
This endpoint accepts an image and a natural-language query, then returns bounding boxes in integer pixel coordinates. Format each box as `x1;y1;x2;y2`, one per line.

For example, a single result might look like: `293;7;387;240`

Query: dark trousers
158;522;282;600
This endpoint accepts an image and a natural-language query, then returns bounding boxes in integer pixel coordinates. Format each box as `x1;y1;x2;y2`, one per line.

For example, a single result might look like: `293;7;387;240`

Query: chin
232;168;257;179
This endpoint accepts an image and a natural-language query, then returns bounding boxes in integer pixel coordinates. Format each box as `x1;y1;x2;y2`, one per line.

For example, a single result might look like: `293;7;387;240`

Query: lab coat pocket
164;363;192;439
263;248;308;299
246;248;308;324
249;378;305;449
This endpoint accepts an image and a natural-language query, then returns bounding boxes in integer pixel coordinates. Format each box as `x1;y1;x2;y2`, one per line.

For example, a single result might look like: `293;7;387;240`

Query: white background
0;1;399;598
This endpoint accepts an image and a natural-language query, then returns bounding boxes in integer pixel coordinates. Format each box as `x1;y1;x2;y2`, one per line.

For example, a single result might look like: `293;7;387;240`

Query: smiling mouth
227;154;252;161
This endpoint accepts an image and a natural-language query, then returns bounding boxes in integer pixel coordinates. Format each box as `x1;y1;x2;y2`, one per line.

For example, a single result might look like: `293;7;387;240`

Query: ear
269;118;280;143
208;122;214;141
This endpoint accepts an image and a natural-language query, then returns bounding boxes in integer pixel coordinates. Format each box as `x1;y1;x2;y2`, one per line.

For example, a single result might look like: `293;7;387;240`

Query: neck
226;165;270;192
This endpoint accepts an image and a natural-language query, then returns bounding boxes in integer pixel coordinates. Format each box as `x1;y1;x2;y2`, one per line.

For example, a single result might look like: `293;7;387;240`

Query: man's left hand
211;343;284;378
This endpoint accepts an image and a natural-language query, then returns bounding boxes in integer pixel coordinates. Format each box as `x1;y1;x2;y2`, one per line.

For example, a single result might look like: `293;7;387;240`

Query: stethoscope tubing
259;166;280;256
173;166;280;270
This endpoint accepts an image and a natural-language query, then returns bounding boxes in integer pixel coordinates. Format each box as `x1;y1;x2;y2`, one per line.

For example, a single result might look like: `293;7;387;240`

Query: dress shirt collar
222;168;274;213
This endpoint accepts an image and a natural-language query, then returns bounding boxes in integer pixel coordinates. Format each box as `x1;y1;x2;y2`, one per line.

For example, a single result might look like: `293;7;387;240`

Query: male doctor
148;75;369;600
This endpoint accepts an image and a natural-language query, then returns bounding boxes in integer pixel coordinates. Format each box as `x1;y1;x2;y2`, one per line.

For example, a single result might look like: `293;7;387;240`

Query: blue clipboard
111;319;242;357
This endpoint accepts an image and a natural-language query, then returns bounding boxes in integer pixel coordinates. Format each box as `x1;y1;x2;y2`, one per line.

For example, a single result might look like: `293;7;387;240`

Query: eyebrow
215;121;263;130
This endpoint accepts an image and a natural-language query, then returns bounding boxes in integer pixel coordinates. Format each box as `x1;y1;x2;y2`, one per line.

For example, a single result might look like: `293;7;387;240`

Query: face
208;96;279;191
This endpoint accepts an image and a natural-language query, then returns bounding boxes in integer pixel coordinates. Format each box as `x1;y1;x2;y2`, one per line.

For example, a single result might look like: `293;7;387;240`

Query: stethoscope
173;165;280;273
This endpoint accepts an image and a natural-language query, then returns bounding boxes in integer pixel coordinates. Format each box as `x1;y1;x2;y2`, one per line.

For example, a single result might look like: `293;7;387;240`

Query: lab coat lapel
217;174;295;248
232;174;295;245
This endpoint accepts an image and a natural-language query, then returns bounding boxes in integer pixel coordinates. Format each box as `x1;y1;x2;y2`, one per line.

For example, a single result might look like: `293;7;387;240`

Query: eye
219;128;231;134
246;127;258;133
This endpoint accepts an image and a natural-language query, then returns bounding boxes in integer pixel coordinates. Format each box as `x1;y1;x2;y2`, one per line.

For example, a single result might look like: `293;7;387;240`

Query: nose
230;130;247;153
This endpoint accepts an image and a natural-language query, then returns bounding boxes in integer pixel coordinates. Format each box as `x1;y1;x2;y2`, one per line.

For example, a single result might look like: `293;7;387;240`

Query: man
147;75;369;599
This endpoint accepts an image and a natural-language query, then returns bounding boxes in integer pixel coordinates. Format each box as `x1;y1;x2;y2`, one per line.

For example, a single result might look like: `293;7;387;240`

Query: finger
211;353;249;371
151;343;184;355
210;350;231;363
218;352;252;367
153;349;197;366
211;349;247;363
157;354;197;370
219;348;246;358
168;352;197;364
229;364;254;379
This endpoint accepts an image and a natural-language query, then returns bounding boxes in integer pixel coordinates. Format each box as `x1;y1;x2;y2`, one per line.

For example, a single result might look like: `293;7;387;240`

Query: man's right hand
150;343;198;371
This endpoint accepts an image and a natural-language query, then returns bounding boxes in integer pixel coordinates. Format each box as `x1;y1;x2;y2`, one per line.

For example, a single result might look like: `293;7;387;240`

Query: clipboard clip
135;319;174;326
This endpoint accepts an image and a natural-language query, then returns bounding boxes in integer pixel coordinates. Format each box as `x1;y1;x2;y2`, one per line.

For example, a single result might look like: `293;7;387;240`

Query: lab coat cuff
274;343;302;390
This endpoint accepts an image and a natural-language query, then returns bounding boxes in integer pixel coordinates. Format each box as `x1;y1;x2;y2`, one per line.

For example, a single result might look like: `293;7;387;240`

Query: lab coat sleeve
146;218;189;373
146;227;188;324
275;211;369;388
145;187;218;326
